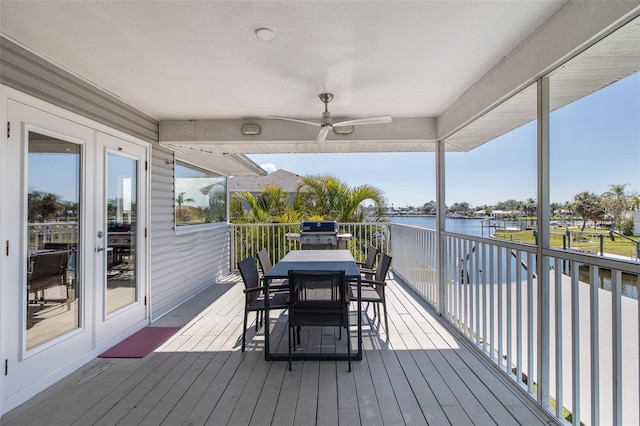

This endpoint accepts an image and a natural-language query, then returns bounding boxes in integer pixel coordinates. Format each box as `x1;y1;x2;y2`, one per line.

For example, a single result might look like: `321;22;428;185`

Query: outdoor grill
286;220;352;250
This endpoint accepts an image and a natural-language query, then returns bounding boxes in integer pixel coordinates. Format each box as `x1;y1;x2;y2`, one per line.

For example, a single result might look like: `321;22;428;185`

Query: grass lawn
494;227;639;258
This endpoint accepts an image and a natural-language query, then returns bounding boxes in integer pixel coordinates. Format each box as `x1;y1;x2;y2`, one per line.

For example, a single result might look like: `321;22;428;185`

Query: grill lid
300;220;338;233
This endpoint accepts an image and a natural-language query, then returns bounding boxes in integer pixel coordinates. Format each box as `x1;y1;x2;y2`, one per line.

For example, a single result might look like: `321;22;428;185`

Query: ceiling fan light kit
269;92;392;143
241;123;261;135
333;125;354;135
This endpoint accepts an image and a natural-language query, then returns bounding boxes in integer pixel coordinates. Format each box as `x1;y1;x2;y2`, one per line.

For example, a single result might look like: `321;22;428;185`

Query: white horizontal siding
0;37;158;142
149;145;231;320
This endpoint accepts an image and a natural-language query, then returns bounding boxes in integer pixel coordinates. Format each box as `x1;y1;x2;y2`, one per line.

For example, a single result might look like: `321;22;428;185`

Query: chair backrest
31;251;68;280
375;253;392;282
288;270;348;327
363;245;380;269
29;250;68;292
238;257;260;305
256;249;273;275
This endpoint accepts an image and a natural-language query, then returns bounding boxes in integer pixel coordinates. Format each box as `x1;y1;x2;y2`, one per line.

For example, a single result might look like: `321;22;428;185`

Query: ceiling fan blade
316;126;330;143
334;115;392;127
269;115;322;127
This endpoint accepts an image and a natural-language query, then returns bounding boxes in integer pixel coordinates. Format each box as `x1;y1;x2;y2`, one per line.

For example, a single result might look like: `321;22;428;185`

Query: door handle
96;245;104;253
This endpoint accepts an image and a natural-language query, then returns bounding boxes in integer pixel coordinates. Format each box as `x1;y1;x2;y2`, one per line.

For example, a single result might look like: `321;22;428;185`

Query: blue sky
249;72;640;208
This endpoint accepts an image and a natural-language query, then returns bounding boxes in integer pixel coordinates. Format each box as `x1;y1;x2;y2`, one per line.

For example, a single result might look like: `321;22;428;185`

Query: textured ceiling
0;0;565;121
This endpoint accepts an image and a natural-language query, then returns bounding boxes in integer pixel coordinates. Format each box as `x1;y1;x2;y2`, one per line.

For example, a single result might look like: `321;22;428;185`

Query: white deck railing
231;222;640;426
229;222;391;270
28;221;78;249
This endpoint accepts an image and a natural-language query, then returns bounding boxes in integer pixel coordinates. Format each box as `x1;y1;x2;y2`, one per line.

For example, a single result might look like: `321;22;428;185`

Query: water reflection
579;265;639;299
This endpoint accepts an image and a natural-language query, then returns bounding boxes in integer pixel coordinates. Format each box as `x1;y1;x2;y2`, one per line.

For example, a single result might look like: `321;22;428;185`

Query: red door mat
98;327;181;358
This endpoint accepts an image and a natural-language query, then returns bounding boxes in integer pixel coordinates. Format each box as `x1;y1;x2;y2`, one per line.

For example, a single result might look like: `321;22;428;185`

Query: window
175;162;227;225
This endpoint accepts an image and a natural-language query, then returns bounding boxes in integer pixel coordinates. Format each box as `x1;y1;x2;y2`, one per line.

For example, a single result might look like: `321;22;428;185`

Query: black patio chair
355;252;392;339
287;270;351;372
356;244;380;280
238;256;289;352
256;248;288;292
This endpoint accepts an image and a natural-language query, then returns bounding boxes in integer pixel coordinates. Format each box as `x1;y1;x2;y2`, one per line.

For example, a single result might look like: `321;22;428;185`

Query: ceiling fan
269;93;392;143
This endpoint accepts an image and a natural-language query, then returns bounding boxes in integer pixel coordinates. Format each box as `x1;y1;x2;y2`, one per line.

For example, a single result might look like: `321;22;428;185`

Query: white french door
94;132;148;344
2;99;148;402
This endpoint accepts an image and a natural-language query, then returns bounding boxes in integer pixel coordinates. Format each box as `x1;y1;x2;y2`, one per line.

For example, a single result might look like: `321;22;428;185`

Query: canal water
387;216;639;300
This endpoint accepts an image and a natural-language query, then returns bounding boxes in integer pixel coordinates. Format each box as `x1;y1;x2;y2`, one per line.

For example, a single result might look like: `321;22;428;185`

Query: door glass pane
27;132;81;350
106;154;137;313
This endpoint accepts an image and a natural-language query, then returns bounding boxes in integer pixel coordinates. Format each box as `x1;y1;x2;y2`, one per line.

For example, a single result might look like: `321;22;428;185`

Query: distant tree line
438;183;639;235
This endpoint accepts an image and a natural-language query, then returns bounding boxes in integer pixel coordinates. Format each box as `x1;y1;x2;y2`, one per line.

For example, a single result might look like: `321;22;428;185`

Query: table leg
264;277;271;360
357;276;362;360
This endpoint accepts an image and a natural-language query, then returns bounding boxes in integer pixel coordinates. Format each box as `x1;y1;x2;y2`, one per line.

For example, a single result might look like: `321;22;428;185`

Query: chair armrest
243;286;263;294
359;278;387;286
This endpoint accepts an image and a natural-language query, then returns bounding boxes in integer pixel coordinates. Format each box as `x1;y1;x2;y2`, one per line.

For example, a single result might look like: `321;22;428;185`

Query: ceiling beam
159;118;436;154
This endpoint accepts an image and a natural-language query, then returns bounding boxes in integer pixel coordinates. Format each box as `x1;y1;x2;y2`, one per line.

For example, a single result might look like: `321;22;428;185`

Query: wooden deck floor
2;273;557;425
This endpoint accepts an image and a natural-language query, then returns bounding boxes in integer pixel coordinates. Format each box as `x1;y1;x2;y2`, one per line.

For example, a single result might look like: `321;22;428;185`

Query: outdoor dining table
262;249;363;361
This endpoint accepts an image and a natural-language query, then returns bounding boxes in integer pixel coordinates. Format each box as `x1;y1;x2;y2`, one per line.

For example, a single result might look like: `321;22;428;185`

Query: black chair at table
356;245;380;280
287;270;351;372
356;253;392;339
256;248;288;292
238;256;289;352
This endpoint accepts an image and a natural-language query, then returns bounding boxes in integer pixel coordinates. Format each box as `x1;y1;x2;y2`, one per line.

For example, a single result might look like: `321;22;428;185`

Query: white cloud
260;163;277;174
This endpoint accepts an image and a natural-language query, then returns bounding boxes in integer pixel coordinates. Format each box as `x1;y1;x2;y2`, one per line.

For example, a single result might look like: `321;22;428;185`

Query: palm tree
232;184;293;223
602;183;629;232
573;191;605;231
232;191;270;223
175;192;195;220
295;174;386;222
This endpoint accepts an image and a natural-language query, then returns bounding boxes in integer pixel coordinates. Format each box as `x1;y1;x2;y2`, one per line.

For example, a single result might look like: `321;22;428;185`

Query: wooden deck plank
270;359;303;426
205;350;263;425
364;349;405;425
316;362;339;426
249;361;287;426
1;274;558;426
351;347;384;426
293;361;320;425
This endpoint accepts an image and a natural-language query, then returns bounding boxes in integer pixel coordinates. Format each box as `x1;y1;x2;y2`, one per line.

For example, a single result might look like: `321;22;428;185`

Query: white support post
536;76;551;409
436;139;446;316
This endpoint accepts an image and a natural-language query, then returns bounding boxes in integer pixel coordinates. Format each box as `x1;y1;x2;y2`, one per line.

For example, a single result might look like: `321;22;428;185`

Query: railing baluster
590;264;600;426
516;249;523;384
555;257;563;418
489;244;495;360
506;249;513;377
571;261;581;426
482;243;487;352
612;269;622;426
498;246;504;367
527;251;534;393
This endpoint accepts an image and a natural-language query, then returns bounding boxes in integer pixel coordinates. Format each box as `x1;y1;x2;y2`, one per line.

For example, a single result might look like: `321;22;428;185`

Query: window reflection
175;162;227;225
106;154;137;313
26;132;81;350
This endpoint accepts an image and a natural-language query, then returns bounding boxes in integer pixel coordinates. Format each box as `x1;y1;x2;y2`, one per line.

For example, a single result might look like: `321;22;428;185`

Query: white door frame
0;87;150;414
